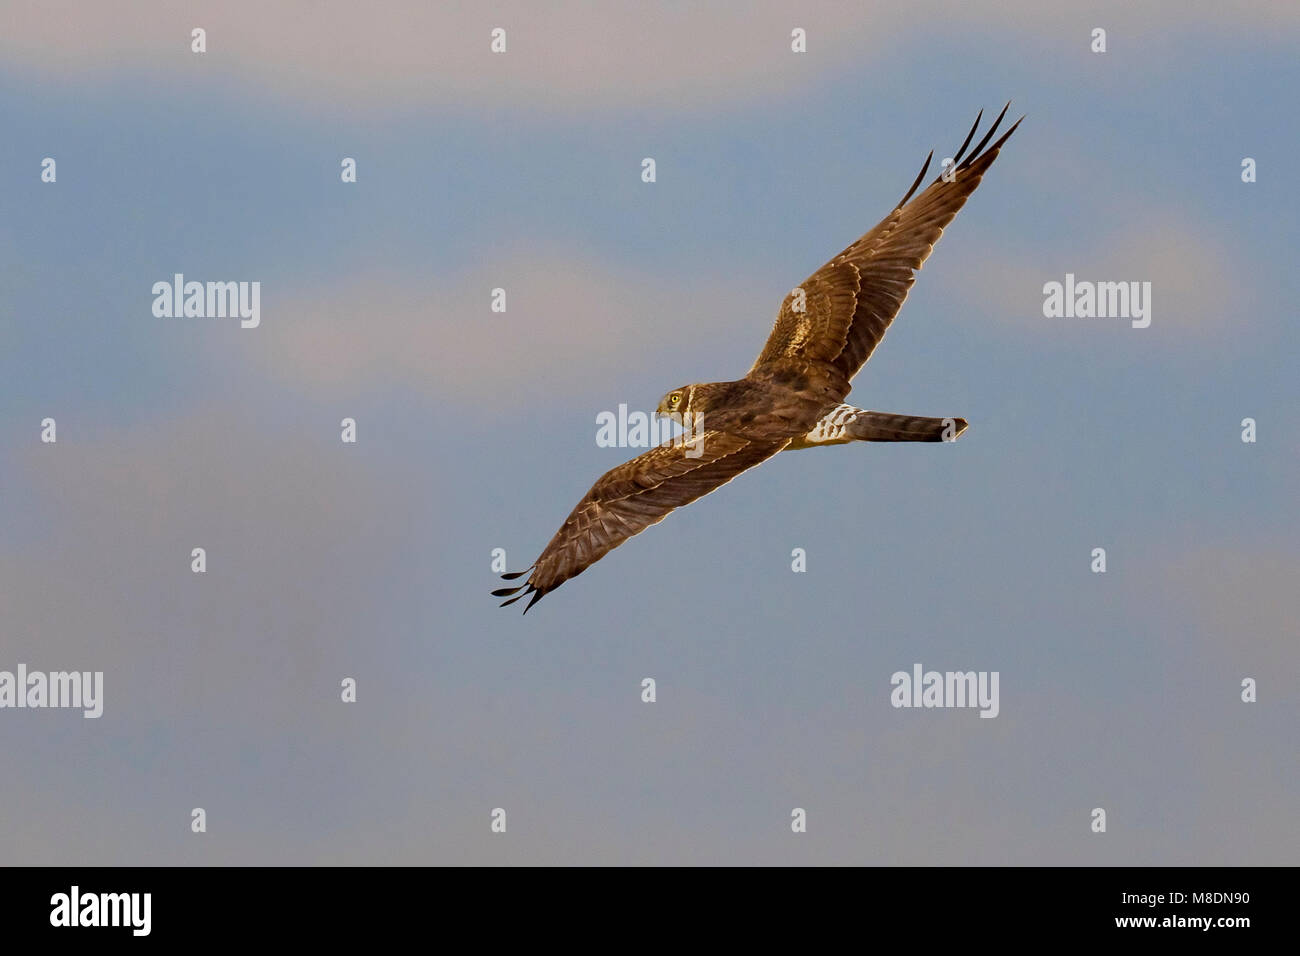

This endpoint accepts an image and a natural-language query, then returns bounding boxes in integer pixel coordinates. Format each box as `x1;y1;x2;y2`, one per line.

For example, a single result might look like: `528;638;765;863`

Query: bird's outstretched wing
493;432;787;613
749;105;1022;395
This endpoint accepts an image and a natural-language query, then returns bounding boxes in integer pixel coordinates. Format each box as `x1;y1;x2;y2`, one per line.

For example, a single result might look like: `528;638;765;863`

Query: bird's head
655;385;696;423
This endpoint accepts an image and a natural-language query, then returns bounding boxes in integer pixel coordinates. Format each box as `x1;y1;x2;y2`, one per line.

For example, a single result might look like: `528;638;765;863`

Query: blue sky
1;1;1296;863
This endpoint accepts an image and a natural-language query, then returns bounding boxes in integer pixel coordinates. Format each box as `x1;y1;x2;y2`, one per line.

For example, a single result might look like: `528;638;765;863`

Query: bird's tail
788;405;968;447
848;411;968;442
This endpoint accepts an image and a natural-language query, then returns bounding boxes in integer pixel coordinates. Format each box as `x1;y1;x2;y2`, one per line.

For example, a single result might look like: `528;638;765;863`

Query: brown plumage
495;106;1021;612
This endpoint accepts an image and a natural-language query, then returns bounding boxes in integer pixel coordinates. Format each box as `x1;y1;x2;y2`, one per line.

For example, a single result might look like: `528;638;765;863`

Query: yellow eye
669;394;681;407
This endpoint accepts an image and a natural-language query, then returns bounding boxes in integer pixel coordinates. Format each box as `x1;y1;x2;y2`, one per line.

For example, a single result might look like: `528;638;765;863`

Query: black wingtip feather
950;109;983;166
499;570;528;580
991;115;1024;152
494;575;550;613
960;102;1011;170
522;589;546;614
499;586;532;608
897;150;932;208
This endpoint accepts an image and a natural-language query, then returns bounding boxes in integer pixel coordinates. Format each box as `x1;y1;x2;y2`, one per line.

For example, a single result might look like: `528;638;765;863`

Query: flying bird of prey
495;105;1022;613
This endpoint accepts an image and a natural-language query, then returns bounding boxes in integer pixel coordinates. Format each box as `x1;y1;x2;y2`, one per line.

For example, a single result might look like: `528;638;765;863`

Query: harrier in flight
495;106;1021;613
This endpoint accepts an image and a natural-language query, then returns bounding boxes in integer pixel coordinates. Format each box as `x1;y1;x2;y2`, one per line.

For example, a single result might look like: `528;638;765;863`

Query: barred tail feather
848;411;968;442
789;404;968;447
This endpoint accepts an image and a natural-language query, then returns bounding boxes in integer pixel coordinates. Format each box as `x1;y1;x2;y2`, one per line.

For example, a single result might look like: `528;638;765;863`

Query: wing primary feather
961;102;1010;169
896;150;933;208
499;585;533;608
492;585;526;597
989;115;1025;153
522;589;546;614
499;570;529;580
949;109;983;166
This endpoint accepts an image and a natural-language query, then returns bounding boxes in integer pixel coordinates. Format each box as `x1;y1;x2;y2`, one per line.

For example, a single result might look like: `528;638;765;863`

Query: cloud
229;247;764;409
3;1;1295;114
940;211;1244;341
